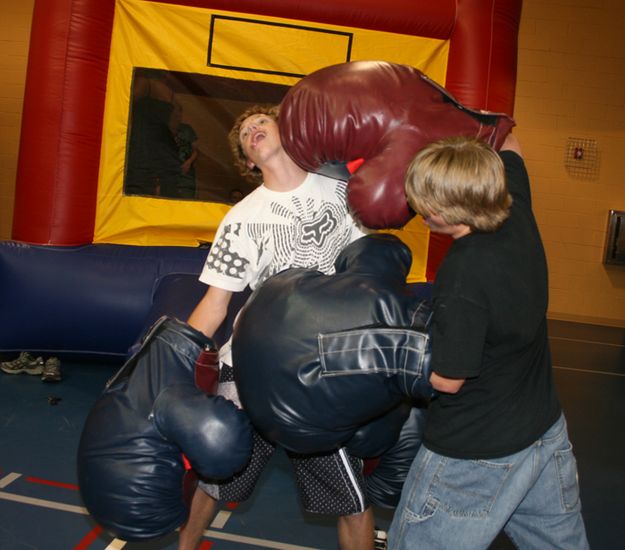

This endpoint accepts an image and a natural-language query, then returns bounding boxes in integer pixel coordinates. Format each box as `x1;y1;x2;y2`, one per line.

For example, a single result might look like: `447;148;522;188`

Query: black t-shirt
424;151;561;459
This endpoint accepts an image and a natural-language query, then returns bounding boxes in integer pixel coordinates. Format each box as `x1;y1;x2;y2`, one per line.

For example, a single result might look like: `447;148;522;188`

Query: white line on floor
0;485;322;549
0;472;21;488
201;528;322;549
0;490;88;514
210;509;232;529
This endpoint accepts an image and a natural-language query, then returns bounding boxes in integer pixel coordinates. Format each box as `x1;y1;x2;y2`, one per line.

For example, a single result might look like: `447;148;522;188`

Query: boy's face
238;113;281;169
422;212;471;240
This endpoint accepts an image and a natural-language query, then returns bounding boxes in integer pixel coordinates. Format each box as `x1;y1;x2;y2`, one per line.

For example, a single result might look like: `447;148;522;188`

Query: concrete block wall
0;0;34;240
515;0;625;326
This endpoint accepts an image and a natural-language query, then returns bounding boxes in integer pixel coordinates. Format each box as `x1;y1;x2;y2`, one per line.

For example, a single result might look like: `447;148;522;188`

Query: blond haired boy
389;134;589;549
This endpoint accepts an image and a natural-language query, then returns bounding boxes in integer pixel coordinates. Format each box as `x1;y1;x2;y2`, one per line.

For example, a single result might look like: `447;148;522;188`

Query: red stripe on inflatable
425;0;521;280
425;233;453;282
13;0;114;245
73;525;103;550
25;476;80;490
446;0;522;114
158;0;457;38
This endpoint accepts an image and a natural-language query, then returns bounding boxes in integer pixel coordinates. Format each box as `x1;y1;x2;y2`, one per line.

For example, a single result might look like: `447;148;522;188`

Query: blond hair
405;136;512;232
228;104;280;184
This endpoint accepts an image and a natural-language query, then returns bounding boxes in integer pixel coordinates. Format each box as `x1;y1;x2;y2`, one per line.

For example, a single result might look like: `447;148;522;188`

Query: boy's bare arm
429;371;466;394
187;285;233;338
500;132;523;156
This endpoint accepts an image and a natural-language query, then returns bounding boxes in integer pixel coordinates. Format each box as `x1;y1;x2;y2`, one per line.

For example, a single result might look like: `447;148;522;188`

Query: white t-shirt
199;172;366;365
200;172;366;291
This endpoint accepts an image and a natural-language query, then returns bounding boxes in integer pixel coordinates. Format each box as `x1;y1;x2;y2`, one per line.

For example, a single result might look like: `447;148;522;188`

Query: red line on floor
25;476;80;490
74;525;103;550
199;541;213;549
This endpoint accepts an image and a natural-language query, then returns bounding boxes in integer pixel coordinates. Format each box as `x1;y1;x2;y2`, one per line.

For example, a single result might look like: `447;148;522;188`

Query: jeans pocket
427;457;512;519
555;443;581;512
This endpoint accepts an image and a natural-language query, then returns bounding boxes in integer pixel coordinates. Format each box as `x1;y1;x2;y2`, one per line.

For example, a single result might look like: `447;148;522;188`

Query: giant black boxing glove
77;317;253;541
345;401;412;458
365;405;426;509
233;234;433;455
279;61;515;229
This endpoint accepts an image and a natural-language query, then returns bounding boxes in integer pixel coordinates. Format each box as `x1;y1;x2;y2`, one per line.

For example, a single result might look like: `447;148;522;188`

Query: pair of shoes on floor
1;352;62;382
374;528;388;550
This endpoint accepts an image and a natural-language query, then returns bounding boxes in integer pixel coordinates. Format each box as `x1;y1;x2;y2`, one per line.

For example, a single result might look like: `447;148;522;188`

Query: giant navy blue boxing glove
77;317;253;541
365;405;426;508
232;234;433;457
279;60;515;229
345;400;413;458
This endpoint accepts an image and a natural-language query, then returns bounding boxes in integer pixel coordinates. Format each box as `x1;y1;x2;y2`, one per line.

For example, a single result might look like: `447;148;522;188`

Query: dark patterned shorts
198;365;369;515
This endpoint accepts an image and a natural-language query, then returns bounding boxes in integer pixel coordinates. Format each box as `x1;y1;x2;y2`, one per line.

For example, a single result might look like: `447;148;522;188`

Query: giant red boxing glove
279;61;515;229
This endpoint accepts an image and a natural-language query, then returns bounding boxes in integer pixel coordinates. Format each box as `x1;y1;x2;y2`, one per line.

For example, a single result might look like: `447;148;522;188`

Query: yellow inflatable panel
94;0;449;281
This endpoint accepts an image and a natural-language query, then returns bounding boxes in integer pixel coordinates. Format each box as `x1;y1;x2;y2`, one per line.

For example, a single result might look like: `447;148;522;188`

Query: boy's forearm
429;371;465;393
187;287;232;338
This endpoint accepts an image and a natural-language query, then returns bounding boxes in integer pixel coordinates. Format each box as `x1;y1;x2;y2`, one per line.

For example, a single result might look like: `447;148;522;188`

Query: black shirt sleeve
500;150;531;208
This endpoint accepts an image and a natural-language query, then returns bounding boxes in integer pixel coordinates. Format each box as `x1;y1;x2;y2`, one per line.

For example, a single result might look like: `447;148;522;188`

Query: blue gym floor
0;319;623;549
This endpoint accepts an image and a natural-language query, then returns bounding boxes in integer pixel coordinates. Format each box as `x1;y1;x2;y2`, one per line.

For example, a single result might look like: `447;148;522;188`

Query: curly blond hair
228;104;280;185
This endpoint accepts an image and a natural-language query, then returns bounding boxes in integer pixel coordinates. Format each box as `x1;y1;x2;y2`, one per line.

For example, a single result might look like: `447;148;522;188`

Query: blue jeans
388;414;589;550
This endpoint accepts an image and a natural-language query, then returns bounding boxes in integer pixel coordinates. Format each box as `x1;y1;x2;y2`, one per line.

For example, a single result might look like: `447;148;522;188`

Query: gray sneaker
42;357;62;382
1;352;45;375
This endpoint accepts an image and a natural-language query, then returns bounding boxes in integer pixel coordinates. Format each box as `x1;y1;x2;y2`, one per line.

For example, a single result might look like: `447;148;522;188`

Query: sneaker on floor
1;352;44;375
374;528;388;550
41;357;62;382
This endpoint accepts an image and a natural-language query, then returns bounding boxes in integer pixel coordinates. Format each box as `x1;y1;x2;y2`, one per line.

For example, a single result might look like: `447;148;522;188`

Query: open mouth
251;131;266;148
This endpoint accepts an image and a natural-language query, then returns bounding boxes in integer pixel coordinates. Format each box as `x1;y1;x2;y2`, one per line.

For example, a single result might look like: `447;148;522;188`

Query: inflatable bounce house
0;0;522;359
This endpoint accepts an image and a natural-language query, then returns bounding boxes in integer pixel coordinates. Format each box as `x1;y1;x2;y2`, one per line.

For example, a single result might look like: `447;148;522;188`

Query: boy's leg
504;415;589;550
289;447;374;549
178;489;218;550
389;415;589;550
179;429;276;549
388;445;528;550
338;508;375;550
